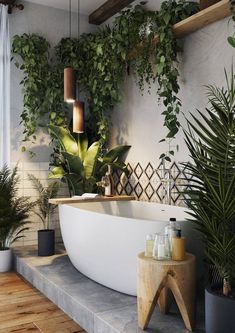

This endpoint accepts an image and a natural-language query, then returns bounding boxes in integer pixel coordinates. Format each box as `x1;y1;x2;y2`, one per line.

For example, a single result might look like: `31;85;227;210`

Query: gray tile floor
13;246;205;333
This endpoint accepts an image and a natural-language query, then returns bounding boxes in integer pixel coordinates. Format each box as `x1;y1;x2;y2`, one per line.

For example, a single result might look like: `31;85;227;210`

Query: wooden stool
137;252;196;331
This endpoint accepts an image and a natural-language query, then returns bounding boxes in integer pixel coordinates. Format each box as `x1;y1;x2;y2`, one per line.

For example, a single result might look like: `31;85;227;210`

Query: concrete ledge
13;246;205;333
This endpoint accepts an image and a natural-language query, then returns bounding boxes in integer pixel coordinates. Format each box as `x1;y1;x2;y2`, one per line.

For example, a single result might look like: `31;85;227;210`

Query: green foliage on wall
12;1;198;158
12;34;68;153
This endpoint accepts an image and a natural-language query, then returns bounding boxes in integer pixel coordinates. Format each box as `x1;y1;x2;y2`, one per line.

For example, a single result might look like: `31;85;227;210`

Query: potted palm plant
28;175;59;256
183;69;235;333
0;165;33;272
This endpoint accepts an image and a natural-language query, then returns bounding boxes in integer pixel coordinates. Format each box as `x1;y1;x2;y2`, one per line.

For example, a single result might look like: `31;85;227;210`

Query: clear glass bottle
145;234;154;258
153;233;170;260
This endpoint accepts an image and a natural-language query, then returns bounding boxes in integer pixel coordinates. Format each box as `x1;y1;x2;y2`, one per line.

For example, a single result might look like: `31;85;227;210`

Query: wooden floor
0;272;86;333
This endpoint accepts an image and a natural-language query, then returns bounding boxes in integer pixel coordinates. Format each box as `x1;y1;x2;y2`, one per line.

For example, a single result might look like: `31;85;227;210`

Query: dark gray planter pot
38;229;55;256
205;284;235;333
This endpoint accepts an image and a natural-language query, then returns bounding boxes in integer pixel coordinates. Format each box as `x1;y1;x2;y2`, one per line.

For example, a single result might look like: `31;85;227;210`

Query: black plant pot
205;284;235;333
38;229;55;256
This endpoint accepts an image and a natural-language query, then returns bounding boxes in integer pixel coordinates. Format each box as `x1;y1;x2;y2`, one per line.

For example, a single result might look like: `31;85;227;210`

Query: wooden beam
89;0;135;25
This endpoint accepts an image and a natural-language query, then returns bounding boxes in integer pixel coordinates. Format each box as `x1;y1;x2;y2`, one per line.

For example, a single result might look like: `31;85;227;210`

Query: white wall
110;16;234;164
9;0;96;163
8;1;96;246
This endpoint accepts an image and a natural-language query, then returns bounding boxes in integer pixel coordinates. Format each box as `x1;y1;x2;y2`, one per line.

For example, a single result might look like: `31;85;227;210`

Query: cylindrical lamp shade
64;67;75;103
73;101;84;133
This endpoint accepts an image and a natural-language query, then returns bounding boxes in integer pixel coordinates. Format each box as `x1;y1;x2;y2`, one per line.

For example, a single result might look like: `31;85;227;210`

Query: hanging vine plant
12;0;199;159
12;33;68;154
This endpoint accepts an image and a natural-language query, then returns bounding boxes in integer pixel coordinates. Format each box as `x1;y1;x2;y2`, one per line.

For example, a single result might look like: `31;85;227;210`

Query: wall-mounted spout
158;160;175;205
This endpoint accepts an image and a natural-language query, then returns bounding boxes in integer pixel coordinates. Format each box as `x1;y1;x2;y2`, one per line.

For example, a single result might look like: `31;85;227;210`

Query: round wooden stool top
138;252;195;265
137;252;196;331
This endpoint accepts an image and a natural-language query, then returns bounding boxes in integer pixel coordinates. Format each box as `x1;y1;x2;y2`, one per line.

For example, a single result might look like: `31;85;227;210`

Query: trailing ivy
55;27;128;146
113;1;198;159
12;33;68;154
12;1;199;159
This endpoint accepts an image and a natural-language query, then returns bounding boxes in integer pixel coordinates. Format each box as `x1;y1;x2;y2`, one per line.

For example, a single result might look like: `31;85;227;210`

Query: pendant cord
77;0;80;39
69;0;72;39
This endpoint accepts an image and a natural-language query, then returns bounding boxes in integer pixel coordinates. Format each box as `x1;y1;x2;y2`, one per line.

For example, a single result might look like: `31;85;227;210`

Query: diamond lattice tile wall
113;161;192;206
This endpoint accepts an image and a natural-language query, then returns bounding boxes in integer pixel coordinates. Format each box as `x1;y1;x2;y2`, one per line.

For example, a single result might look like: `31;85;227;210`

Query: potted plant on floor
183;69;235;333
0;165;33;272
28;175;59;256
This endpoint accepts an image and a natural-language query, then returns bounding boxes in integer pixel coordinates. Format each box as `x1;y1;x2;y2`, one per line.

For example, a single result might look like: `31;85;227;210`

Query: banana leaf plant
183;69;235;296
49;125;131;196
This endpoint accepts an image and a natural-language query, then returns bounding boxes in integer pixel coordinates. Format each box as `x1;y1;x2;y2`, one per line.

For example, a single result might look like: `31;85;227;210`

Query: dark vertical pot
205;284;235;333
38;229;55;256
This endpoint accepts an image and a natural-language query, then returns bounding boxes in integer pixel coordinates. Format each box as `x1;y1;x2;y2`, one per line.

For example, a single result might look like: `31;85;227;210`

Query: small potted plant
0;165;33;272
183;69;235;333
28;175;59;256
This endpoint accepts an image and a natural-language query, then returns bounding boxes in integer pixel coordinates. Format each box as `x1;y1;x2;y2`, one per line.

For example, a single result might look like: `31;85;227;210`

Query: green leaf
102;145;131;164
61;152;85;178
163;13;171;25
49;166;65;179
228;36;235;48
77;133;88;162
83;142;100;179
49;125;79;156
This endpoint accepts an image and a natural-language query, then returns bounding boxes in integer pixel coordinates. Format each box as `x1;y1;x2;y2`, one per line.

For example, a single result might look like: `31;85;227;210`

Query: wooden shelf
49;195;136;205
129;0;231;58
173;0;231;39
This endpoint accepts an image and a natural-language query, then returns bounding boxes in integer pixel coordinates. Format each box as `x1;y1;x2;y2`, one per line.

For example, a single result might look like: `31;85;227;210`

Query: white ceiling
25;0;108;15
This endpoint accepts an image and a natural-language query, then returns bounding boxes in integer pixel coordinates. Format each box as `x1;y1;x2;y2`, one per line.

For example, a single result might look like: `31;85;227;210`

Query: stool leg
167;275;195;331
158;287;173;314
138;276;167;330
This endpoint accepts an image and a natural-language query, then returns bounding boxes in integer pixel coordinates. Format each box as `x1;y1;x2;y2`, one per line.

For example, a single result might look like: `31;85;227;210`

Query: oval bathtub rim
59;201;191;224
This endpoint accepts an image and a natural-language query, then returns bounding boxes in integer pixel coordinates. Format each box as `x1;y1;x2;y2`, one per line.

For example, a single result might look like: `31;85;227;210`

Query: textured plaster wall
110;16;234;164
8;1;96;245
9;0;96;163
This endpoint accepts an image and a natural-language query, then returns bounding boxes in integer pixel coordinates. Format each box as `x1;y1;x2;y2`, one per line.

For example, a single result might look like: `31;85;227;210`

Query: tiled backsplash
113;161;192;206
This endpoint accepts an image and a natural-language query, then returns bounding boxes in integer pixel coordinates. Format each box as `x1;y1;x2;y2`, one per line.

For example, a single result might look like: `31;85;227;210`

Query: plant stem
46;215;50;230
223;277;231;296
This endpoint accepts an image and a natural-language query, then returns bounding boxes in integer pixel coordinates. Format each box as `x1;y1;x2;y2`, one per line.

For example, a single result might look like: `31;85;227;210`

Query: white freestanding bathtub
59;200;202;296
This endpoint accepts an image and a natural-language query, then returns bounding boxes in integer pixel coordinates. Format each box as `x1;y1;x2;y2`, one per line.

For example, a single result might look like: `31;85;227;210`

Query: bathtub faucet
158;163;174;205
101;165;114;196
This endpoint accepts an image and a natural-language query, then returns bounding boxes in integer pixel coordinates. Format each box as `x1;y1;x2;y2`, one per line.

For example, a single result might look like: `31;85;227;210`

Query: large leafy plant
28;175;59;230
183;70;235;296
0;165;33;250
49;125;131;196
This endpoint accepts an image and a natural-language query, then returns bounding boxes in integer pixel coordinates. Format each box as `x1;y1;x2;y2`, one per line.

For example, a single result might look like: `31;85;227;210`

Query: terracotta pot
0;248;12;272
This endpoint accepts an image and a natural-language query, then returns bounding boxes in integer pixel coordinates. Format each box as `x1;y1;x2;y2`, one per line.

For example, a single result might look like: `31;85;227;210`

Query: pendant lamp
73;101;84;133
64;67;75;103
64;0;75;103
